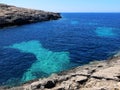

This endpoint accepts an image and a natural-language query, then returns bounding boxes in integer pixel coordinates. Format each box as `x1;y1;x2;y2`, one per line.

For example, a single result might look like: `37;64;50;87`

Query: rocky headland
0;4;61;28
0;3;120;90
1;55;120;90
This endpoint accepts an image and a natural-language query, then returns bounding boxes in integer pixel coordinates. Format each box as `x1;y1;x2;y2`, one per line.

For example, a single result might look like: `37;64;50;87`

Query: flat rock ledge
0;3;61;28
1;55;120;90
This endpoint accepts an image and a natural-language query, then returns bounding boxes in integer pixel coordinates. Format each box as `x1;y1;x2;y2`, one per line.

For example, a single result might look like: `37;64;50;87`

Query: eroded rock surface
0;3;61;28
1;56;120;90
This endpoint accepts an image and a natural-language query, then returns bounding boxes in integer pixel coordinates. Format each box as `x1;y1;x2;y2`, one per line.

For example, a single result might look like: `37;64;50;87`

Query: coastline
0;3;120;90
0;3;61;28
1;54;120;90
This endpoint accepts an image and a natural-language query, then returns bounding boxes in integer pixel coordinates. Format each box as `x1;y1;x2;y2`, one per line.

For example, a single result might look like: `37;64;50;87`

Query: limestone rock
1;56;120;90
0;3;61;28
92;66;120;81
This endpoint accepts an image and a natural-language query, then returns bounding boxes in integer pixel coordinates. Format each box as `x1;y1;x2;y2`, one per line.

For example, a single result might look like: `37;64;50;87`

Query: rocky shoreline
1;55;120;90
0;4;61;28
0;3;120;90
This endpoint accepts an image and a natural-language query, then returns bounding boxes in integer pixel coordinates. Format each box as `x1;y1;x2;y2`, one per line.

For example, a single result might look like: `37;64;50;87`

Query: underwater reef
0;3;61;28
1;55;120;90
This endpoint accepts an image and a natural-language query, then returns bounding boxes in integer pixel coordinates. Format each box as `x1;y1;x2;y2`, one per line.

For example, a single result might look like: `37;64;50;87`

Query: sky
0;0;120;12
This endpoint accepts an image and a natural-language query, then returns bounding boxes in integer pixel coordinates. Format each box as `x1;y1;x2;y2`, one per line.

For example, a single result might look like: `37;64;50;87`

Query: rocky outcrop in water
0;4;61;28
2;55;120;90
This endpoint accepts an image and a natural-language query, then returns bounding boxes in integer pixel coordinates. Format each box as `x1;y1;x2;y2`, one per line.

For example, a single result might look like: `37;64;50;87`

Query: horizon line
60;11;120;13
0;3;120;13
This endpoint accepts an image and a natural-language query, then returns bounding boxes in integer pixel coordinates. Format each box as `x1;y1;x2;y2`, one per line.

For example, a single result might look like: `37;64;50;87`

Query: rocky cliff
1;55;120;90
0;4;61;28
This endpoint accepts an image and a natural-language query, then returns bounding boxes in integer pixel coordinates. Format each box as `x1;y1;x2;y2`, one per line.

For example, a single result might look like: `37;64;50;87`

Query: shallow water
0;13;120;86
7;40;70;82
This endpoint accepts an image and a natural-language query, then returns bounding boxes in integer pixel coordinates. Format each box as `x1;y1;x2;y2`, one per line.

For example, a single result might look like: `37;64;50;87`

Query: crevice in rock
92;76;103;79
91;76;120;82
57;88;65;90
44;81;56;89
77;78;88;85
36;84;41;89
116;76;120;80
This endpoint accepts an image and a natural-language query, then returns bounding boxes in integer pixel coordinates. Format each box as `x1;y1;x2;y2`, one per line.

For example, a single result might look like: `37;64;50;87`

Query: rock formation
1;55;120;90
0;3;120;90
0;3;61;28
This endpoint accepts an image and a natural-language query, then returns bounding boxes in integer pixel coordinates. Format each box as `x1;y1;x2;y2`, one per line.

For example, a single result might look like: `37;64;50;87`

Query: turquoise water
0;13;120;86
7;40;70;82
95;27;116;37
71;21;79;25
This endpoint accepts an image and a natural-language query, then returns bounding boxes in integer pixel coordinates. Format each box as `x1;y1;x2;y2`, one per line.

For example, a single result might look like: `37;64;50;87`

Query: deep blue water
0;13;120;86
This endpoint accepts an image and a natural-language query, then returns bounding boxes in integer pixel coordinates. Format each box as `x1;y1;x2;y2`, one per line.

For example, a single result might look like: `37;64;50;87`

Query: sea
0;13;120;86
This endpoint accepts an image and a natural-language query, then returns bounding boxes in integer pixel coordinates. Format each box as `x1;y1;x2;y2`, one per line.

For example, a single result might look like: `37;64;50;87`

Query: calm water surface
0;13;120;86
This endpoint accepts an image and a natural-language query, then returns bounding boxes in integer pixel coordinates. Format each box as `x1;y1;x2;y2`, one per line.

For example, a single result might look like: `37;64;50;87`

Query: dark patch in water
0;48;36;86
0;13;120;86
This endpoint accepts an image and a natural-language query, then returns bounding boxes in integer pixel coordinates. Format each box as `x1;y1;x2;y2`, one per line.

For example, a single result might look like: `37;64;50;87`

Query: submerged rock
1;56;120;90
0;3;61;28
